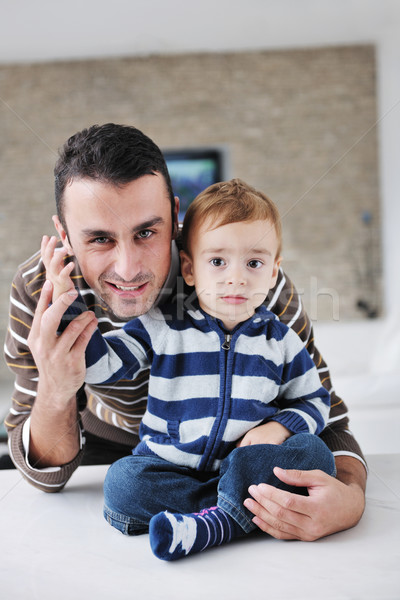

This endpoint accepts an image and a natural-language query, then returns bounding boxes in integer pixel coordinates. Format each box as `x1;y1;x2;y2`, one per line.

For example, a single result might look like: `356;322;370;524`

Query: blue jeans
103;433;336;535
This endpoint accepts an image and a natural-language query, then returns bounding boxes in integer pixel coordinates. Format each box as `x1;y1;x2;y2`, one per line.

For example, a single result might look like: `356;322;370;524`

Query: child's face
180;218;281;330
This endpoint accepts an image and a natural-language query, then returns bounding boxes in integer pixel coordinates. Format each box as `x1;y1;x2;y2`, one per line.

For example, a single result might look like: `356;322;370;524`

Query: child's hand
237;421;291;447
41;235;75;302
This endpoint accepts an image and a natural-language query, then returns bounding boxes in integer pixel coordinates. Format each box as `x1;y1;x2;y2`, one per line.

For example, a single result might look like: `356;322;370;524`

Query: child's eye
248;259;263;269
210;258;226;267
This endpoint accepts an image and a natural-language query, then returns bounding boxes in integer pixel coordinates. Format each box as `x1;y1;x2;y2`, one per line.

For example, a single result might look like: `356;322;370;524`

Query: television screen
164;149;226;221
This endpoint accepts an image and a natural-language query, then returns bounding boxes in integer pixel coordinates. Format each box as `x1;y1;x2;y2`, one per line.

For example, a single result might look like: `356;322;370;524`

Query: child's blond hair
181;178;282;257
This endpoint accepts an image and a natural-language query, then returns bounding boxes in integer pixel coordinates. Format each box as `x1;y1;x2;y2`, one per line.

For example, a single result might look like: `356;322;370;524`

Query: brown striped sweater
4;241;365;492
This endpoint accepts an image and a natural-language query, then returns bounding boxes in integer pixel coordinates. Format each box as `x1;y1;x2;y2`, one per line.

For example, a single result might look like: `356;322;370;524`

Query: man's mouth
114;283;144;291
107;281;149;296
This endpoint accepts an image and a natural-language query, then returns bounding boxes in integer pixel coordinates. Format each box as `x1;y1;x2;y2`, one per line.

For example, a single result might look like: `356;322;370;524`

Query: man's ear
172;196;180;239
180;250;195;287
52;215;74;254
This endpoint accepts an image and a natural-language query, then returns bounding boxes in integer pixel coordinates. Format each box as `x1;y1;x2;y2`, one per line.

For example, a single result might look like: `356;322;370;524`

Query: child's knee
285;433;335;476
103;456;148;514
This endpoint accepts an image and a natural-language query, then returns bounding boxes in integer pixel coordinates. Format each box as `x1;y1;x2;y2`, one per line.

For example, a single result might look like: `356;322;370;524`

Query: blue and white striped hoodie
84;300;330;472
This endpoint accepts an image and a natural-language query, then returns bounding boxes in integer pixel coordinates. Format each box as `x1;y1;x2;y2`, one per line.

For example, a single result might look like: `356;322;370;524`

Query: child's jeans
103;433;336;535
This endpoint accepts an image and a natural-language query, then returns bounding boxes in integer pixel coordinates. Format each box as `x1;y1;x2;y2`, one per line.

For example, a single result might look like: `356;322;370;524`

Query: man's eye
210;258;225;267
137;230;153;239
92;237;110;244
248;259;263;269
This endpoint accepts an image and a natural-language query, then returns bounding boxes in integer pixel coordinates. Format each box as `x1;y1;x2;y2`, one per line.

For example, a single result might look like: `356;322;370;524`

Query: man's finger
244;482;312;526
32;280;54;324
40;234;50;260
28;280;55;347
244;492;306;539
248;482;309;512
70;314;98;354
273;467;327;489
251;515;300;540
37;287;79;341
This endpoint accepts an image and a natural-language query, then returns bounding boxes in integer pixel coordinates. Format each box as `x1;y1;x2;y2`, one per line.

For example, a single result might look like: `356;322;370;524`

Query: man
4;123;366;541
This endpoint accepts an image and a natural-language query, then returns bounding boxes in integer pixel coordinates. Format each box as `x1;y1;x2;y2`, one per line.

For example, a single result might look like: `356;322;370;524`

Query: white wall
2;0;398;318
1;0;399;453
1;0;399;356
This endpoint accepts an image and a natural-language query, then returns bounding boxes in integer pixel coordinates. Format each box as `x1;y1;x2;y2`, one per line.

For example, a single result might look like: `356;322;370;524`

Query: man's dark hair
54;123;175;229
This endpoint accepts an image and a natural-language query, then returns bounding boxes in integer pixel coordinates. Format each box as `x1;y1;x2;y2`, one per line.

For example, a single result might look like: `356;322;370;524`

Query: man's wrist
36;380;80;411
334;454;367;491
29;389;81;468
23;417;84;472
333;455;366;530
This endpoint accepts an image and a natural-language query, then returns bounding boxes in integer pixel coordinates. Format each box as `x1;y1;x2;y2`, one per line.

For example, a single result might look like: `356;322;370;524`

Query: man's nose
113;245;142;281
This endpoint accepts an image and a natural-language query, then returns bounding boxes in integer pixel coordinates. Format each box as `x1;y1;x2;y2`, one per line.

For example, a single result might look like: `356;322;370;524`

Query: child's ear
180;250;195;287
52;215;74;255
270;256;282;288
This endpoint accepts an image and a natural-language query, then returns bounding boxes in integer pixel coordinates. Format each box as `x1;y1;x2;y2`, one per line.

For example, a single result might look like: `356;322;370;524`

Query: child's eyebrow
201;247;227;255
201;247;272;256
248;248;273;256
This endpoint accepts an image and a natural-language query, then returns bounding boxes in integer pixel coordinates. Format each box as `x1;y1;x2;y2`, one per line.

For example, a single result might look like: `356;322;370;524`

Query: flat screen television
164;148;228;221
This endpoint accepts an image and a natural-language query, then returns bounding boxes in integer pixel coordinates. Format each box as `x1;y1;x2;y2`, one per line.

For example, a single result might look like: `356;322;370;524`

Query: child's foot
149;506;243;561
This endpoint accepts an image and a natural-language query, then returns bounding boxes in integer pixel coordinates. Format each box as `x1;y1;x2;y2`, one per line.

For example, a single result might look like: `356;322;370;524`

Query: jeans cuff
103;505;148;536
218;494;255;534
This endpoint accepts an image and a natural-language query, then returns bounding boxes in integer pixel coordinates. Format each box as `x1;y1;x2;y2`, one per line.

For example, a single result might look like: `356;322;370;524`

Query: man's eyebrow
81;228;113;238
81;217;165;238
132;217;165;233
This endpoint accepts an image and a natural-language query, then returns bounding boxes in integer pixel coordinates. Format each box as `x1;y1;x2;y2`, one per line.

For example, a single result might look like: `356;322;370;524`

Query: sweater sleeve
84;322;152;385
267;269;366;465
270;325;331;435
3;253;85;492
58;291;152;385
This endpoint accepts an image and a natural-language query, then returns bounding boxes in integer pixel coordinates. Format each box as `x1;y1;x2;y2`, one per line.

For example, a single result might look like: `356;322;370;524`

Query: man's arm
28;280;97;467
4;253;96;491
27;236;92;468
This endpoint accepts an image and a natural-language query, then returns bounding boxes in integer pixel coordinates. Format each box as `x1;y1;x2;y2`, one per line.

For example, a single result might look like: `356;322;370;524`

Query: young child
43;178;335;561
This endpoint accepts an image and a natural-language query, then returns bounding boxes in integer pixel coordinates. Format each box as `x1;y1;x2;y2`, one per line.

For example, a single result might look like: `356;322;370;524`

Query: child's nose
225;266;246;286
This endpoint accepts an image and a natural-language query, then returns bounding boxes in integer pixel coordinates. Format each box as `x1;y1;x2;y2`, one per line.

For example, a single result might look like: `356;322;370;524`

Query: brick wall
0;45;381;381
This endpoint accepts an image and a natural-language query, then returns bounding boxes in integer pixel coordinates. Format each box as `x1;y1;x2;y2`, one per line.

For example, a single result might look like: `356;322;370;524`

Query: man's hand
243;456;366;541
28;279;98;467
28;279;97;402
237;421;291;447
41;235;75;301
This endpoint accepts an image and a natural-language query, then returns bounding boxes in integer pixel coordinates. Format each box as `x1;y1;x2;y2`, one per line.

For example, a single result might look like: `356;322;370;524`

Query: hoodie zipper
199;331;233;471
221;333;232;350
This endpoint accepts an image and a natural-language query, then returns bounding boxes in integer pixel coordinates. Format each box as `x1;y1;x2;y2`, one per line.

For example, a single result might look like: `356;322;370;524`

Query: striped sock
149;506;243;561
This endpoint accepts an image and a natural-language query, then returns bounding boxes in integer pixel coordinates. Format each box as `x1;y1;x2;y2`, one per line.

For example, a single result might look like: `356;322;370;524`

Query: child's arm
239;325;331;448
41;235;75;301
84;318;152;385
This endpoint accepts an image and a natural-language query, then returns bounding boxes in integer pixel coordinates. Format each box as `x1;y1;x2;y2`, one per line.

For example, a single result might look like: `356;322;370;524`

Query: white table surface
1;454;399;600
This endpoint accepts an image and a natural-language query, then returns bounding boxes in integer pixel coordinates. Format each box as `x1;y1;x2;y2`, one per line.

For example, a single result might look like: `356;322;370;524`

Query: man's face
54;174;178;320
